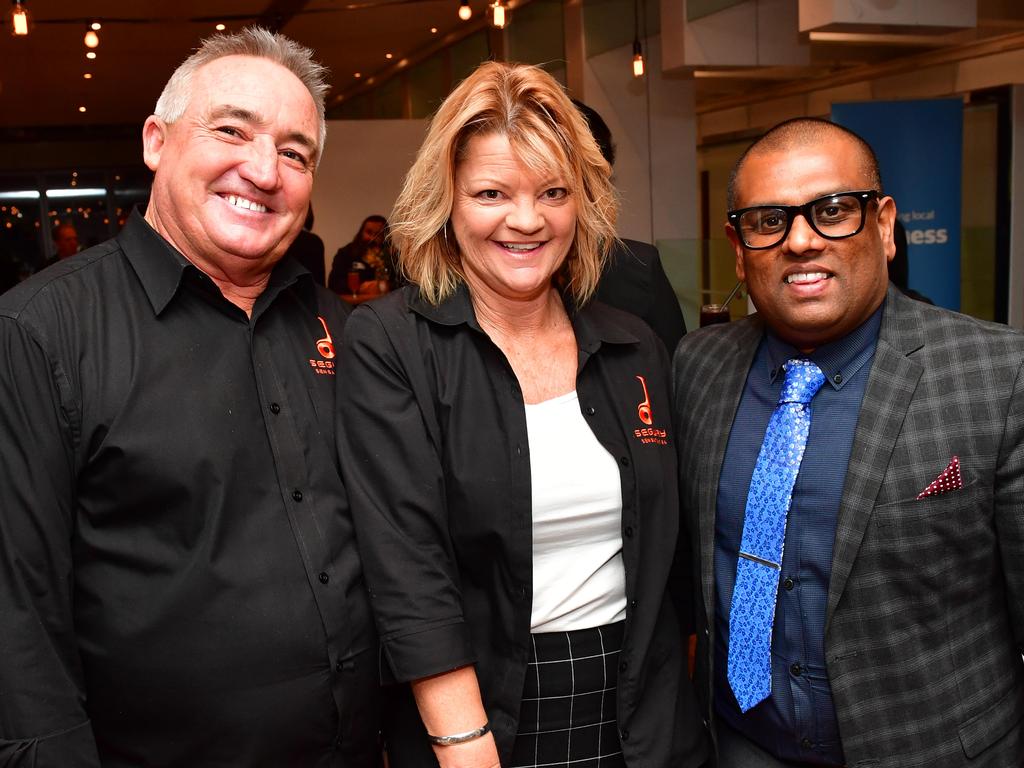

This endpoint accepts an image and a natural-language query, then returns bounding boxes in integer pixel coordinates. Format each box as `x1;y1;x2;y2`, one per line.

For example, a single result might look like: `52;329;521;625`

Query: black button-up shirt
0;212;377;767
337;284;708;768
714;308;881;765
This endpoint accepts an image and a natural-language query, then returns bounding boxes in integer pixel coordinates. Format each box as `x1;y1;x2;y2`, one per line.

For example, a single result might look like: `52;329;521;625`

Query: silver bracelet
426;722;491;746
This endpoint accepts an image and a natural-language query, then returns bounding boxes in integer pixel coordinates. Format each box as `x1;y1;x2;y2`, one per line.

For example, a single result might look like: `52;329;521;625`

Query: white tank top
524;390;627;633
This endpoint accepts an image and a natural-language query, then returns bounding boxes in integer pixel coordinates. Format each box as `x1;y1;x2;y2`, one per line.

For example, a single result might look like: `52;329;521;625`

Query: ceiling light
90;21;101;30
78;106;87;113
215;23;226;31
385;52;393;59
354;72;361;78
430;26;438;33
491;0;506;28
458;0;472;21
84;29;99;48
86;51;97;59
807;31;943;46
11;0;29;36
83;73;92;79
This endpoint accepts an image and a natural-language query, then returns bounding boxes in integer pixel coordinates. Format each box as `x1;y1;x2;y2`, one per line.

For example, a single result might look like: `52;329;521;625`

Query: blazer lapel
699;319;763;633
826;288;925;628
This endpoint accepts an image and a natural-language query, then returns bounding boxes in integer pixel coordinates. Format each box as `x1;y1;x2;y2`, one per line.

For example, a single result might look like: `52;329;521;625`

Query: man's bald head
727;118;883;210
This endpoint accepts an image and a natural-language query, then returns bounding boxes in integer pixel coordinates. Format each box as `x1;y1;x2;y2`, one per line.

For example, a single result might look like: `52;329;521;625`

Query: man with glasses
672;117;1024;767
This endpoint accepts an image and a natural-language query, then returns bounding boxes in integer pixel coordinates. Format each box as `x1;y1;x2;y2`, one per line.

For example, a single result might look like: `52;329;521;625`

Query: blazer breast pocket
864;479;988;591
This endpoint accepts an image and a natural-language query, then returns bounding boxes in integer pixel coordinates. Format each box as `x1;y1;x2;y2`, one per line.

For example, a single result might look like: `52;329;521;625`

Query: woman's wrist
428;722;490;746
430;730;501;768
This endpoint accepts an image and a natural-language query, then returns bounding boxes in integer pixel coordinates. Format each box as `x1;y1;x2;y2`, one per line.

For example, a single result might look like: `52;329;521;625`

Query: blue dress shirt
714;307;882;765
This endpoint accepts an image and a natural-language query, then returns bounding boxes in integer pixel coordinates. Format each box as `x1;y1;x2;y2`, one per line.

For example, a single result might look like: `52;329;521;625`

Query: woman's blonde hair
390;61;618;306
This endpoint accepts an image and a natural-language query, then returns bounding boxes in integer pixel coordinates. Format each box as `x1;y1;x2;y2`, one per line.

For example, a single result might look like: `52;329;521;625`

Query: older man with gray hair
0;28;380;766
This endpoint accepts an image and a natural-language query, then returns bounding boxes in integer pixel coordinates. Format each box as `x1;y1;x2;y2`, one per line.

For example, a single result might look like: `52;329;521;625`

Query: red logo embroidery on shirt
635;375;653;425
632;374;668;445
308;316;336;376
316;316;335;359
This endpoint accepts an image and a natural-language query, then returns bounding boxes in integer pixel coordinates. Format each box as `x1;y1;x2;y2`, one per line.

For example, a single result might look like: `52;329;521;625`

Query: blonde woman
338;62;708;768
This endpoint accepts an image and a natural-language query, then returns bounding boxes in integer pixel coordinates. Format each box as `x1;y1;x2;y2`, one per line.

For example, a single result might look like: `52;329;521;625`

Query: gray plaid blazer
672;286;1024;767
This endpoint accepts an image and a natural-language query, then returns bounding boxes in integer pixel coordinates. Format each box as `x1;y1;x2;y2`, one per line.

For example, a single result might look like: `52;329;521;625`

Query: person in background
673;117;1024;767
328;214;394;295
338;61;709;768
574;100;687;354
288;204;328;285
44;222;80;267
0;27;379;766
888;219;934;304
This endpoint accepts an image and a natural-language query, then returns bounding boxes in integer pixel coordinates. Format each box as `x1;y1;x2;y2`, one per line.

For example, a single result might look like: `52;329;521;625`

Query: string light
90;21;101;30
215;23;226;31
11;0;29;36
491;0;506;29
84;29;99;47
86;51;97;59
458;0;472;21
430;26;438;33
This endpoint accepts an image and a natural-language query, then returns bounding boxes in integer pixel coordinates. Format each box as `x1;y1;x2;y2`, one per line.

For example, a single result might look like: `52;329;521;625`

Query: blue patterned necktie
728;358;826;713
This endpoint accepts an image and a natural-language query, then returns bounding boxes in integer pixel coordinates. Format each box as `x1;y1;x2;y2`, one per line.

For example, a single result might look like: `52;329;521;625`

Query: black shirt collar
117;209;314;317
408;282;639;351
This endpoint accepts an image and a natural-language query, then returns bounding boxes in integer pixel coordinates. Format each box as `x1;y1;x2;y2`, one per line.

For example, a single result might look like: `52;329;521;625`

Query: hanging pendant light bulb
632;38;645;77
631;0;645;77
458;0;472;21
84;29;100;48
11;0;29;36
491;0;506;28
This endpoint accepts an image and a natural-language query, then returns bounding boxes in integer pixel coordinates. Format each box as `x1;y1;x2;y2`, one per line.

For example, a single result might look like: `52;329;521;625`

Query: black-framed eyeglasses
728;190;880;250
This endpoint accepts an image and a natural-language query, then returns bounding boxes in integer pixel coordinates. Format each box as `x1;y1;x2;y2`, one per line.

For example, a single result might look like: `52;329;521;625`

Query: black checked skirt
509;621;626;768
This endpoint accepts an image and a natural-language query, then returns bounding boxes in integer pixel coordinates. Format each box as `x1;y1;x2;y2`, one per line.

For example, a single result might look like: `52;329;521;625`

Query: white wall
582;35;698;243
582;35;702;325
311;119;428;277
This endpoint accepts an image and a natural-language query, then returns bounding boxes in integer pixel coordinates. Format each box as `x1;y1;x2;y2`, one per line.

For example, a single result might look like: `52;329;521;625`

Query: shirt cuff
381;619;476;684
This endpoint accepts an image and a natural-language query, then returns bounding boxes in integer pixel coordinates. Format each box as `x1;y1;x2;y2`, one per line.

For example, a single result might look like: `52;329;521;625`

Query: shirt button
790;662;802;676
618;660;628;673
833;373;843;385
336;659;344;672
516;444;523;456
620;729;629;742
586;406;596;416
783;577;795;590
624;526;634;538
318;571;330;584
630;599;638;610
619;456;630;467
801;737;812;749
292;490;303;502
269;402;281;414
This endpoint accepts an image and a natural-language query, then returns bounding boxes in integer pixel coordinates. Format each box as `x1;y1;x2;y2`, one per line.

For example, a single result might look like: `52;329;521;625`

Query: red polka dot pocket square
916;455;963;500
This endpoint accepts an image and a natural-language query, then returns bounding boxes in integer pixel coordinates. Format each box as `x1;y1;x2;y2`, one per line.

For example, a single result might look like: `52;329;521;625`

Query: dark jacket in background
596;239;687;355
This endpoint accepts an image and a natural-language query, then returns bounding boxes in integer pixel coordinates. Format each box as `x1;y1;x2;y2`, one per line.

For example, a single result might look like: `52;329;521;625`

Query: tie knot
779;359;825;404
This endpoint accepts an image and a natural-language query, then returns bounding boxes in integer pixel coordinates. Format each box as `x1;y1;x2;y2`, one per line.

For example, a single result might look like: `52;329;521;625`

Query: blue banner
832;99;963;310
